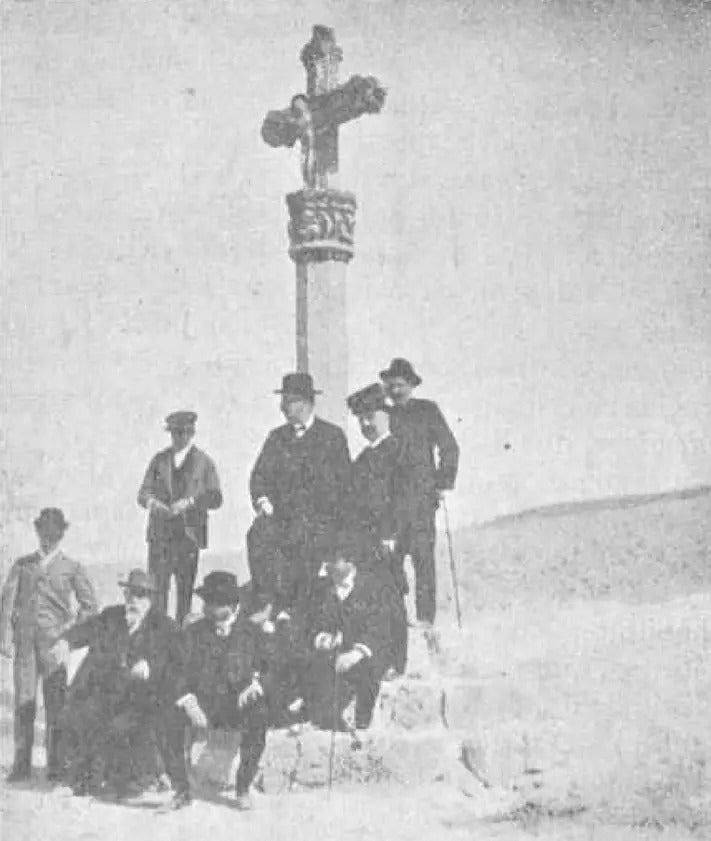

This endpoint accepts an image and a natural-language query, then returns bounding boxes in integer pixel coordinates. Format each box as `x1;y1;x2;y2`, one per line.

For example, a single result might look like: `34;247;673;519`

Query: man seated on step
305;534;395;732
57;569;188;804
172;571;273;811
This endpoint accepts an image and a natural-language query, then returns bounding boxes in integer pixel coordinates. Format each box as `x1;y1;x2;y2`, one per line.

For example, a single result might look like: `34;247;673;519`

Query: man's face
169;425;194;452
203;601;238;625
280;394;312;426
383;376;412;406
36;527;63;555
124;588;152;623
358;409;389;442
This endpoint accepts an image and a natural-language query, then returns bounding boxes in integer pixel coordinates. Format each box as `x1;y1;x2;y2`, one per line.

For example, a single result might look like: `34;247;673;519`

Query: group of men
0;357;459;810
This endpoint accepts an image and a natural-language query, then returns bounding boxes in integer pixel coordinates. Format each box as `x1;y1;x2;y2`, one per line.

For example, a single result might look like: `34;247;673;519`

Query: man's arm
191;455;223;511
62;610;107;650
430;402;460;491
137;454;165;509
249;432;278;512
0;562;21;654
72;563;99;624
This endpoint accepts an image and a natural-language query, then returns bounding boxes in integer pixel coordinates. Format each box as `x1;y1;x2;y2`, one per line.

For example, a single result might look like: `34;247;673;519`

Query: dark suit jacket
137;445;222;550
345;435;404;546
249;417;351;556
176;614;273;726
64;605;183;718
311;569;394;678
388;397;459;512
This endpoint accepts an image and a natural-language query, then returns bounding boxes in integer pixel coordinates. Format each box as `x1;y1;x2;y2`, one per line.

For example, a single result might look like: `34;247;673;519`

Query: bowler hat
347;383;388;416
194;571;241;605
33;507;69;534
165;411;197;430
274;372;322;398
118;568;158;593
379;358;422;387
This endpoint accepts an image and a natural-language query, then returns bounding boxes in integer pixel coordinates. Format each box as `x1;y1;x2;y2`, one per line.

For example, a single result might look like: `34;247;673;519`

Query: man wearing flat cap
171;570;274;811
344;382;409;674
379;358;460;627
0;508;97;783
57;569;188;806
247;373;351;625
138;411;223;625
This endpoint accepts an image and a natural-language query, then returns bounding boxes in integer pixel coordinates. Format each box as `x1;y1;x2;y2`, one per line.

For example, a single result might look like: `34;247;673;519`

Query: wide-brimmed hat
165;411;197;430
118;568;158;594
33;508;69;535
194;571;241;605
379;358;422;387
347;383;388;416
274;372;322;399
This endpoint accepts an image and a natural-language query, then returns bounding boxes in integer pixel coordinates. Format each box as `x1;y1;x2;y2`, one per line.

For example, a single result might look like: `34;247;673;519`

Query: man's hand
314;631;343;652
238;678;264;709
170;497;193;516
130;659;150;681
49;639;70;667
148;498;171;517
256;496;274;517
381;539;396;555
335;649;364;674
177;694;209;730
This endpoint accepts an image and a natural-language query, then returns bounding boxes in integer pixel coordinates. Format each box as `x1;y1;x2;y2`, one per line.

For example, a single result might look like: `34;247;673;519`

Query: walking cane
328;659;339;792
441;497;463;630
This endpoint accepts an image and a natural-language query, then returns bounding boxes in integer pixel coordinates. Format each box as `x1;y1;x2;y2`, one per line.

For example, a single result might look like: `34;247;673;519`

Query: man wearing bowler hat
344;382;409;674
57;568;189;806
379;358;460;627
247;373;351;625
0;508;97;782
172;571;274;811
138;410;223;625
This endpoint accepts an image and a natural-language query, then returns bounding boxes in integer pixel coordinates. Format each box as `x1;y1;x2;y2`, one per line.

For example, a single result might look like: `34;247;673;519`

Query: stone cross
262;25;386;426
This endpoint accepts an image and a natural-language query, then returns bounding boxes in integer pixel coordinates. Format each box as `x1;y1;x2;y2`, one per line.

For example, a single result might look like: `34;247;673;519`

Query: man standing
0;508;97;782
379;358;460;627
138;411;223;625
58;569;188;806
172;571;273;811
247;373;351;623
345;383;408;674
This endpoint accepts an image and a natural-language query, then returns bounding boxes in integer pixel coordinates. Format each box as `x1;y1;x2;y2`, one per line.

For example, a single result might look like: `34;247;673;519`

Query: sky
1;0;709;567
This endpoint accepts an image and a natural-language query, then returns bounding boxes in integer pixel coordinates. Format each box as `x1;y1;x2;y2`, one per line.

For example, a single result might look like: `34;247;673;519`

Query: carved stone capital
286;188;357;264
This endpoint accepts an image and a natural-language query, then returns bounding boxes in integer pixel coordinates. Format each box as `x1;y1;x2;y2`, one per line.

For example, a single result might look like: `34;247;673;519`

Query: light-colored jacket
0;550;97;705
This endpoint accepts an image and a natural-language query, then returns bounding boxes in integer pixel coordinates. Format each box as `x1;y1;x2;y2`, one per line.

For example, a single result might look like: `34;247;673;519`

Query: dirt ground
1;490;709;840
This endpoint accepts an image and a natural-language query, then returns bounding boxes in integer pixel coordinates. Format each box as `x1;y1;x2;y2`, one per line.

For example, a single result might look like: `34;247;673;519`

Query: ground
1;488;709;840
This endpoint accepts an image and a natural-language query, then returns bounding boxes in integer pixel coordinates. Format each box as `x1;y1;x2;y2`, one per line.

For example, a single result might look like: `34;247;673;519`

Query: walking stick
441;497;463;630
328;659;339;792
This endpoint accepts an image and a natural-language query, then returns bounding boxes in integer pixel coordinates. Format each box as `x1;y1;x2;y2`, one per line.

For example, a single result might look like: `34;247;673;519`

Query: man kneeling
306;536;394;732
174;571;271;811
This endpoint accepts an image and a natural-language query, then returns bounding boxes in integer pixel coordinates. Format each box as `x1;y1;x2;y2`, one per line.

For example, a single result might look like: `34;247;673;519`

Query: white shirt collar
173;442;194;469
367;431;392;449
213;608;240;638
335;569;357;602
293;413;315;438
39;545;62;568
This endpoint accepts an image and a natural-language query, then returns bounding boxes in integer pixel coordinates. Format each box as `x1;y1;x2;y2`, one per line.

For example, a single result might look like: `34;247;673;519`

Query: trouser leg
391;594;409;674
43;666;68;776
411;514;437;624
155;709;190;795
346;661;381;730
175;544;199;627
235;710;268;796
13;699;37;772
148;544;170;615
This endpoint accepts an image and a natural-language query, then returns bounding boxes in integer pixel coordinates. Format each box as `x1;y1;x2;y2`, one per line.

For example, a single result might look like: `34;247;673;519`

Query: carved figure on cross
262;25;386;189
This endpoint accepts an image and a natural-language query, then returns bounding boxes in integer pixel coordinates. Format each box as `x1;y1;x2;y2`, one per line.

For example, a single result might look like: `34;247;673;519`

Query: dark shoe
234;791;254;811
7;763;31;783
169;790;192;810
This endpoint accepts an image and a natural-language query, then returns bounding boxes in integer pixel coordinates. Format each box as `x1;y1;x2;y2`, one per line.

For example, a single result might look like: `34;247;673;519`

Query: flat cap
165;411;197;429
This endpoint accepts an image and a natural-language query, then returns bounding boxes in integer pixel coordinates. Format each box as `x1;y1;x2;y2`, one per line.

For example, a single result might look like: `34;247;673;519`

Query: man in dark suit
247;373;351;624
57;569;189;807
345;383;408;675
380;358;460;627
305;534;396;731
138;411;223;625
172;571;273;811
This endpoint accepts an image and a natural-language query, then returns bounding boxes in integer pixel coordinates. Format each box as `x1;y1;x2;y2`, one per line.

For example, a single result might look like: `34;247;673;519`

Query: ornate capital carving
286;188;357;264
